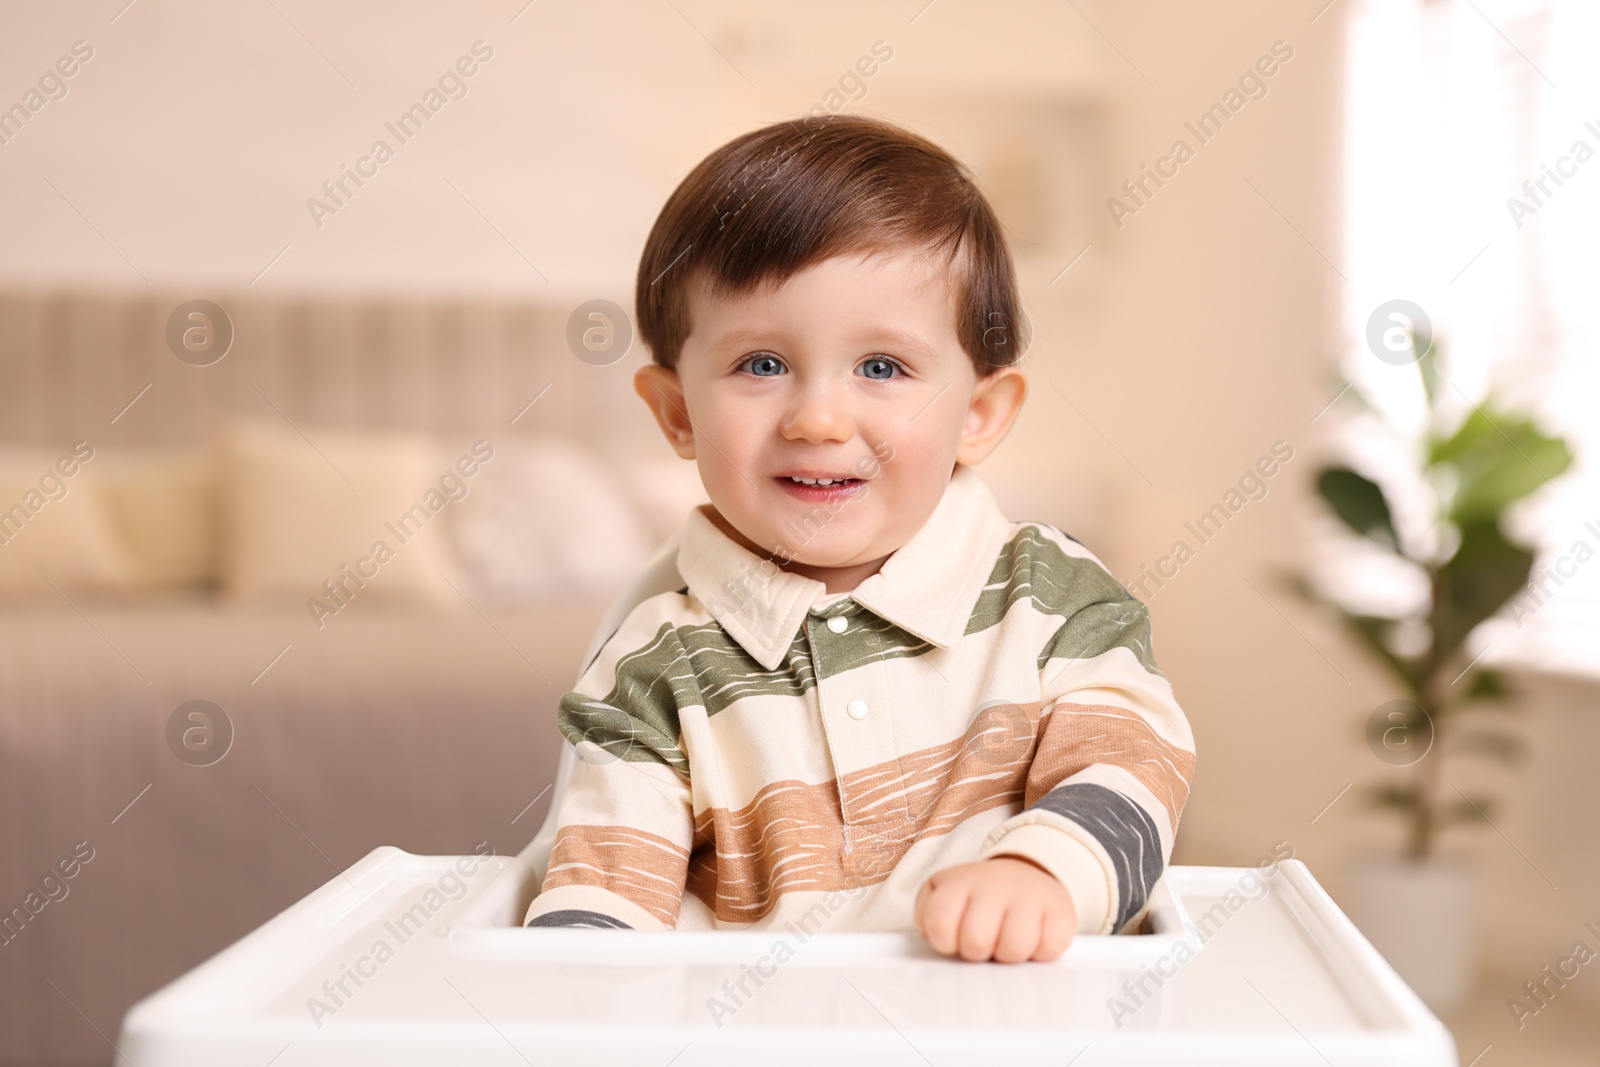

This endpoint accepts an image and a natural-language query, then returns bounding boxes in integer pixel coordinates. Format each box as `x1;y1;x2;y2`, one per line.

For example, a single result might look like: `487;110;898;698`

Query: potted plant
1293;328;1572;1012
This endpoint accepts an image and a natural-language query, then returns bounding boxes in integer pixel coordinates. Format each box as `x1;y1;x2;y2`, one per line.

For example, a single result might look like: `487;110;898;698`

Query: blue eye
741;354;787;377
858;357;901;380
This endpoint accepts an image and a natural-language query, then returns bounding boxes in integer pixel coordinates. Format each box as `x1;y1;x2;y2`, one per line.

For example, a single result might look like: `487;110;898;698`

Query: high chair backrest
517;531;686;885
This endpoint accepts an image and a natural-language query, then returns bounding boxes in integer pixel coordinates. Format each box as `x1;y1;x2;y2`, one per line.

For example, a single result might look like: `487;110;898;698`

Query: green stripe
558;623;694;776
1037;597;1163;676
969;526;1134;634
808;610;934;682
989;526;1162;675
560;525;1162;759
684;622;814;709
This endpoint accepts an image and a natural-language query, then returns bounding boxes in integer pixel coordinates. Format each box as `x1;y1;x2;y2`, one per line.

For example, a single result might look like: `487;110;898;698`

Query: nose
780;378;854;444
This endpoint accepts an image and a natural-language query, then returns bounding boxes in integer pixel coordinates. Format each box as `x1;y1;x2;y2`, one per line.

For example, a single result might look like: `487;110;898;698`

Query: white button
846;699;869;720
827;615;848;634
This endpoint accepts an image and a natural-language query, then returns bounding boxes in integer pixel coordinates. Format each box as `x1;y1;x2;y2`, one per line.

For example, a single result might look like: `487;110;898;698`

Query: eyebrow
859;328;938;360
705;328;780;354
706;327;938;359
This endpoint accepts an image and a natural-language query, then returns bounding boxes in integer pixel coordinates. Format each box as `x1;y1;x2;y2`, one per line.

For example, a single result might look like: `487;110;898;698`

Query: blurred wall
1078;7;1353;864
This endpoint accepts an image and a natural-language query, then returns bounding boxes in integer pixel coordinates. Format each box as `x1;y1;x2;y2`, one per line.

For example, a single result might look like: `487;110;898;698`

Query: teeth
789;476;847;486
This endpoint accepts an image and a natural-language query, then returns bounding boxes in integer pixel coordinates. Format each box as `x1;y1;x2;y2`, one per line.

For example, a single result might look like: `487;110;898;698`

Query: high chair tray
118;846;1457;1065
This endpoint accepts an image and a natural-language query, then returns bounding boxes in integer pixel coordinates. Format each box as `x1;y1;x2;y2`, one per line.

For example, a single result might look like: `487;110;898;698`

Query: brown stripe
557;701;1191;926
543;825;691;926
1025;702;1194;829
686;702;1042;922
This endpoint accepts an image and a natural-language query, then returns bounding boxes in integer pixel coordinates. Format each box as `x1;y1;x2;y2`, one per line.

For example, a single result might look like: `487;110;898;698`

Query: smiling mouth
783;475;860;487
775;474;868;499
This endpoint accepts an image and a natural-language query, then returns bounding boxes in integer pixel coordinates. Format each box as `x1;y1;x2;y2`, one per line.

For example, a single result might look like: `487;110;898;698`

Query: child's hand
913;856;1078;962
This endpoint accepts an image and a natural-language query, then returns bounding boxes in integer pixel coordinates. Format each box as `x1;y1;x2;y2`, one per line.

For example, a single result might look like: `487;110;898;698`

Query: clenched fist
914;856;1078;962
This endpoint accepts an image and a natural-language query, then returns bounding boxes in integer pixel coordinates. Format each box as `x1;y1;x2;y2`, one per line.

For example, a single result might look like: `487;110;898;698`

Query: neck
704;508;889;594
779;555;889;594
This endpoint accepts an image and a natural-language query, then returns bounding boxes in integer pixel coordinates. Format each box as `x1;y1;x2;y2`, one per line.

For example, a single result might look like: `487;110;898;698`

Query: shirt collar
675;466;1012;670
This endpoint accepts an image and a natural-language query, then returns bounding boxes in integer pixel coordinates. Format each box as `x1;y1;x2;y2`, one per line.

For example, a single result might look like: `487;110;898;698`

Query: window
1339;0;1600;675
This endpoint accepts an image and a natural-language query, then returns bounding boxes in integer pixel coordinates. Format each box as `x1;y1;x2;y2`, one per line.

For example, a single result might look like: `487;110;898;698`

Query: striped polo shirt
523;465;1195;936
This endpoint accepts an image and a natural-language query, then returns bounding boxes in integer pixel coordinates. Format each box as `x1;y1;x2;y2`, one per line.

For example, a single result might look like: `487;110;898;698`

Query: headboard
0;290;652;458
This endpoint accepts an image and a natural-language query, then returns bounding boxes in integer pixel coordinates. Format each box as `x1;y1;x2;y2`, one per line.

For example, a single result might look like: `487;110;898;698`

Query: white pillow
0;446;142;595
218;420;462;610
449;438;653;604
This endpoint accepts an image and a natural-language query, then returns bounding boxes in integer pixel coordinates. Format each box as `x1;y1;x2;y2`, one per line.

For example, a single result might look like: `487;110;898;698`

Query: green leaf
1443;666;1524;716
1463;667;1513;703
1429;405;1498;464
1432;519;1536;663
1449;729;1524;763
1429;407;1573;524
1317;467;1399;551
1367;784;1418;812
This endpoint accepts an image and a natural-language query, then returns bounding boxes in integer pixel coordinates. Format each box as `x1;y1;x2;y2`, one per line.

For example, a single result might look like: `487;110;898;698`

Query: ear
956;367;1027;466
634;364;697;459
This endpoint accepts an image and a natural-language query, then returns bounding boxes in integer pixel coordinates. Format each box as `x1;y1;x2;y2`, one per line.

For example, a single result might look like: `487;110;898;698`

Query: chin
779;542;884;570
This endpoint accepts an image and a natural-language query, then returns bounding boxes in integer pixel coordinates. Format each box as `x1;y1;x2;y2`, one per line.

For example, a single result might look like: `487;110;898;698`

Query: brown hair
634;114;1027;376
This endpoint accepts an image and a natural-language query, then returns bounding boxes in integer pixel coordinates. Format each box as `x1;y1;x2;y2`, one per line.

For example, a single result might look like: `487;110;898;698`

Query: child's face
636;247;1026;585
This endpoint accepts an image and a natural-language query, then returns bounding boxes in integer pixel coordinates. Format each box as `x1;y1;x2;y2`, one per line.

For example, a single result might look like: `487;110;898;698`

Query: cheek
867;432;959;535
699;397;760;457
687;395;765;494
881;411;965;480
696;451;748;503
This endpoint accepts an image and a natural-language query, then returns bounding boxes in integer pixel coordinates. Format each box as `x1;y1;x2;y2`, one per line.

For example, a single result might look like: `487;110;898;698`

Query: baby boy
523;115;1195;962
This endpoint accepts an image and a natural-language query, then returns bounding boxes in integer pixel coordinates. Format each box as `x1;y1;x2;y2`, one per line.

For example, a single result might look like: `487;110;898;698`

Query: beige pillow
0;447;142;595
218;420;461;611
97;449;218;588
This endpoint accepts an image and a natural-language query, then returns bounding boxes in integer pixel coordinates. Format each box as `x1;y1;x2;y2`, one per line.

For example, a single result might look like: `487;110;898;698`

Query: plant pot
1339;852;1479;1014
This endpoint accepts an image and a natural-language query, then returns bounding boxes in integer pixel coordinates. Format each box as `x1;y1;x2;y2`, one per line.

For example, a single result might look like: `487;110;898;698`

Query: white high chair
117;533;1462;1065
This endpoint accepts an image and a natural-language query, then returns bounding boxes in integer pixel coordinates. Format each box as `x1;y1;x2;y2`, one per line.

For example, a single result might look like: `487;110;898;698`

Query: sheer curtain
1341;0;1600;673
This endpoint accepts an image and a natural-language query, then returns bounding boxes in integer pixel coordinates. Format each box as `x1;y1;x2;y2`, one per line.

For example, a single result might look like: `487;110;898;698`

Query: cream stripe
554;755;692;838
689;694;836;808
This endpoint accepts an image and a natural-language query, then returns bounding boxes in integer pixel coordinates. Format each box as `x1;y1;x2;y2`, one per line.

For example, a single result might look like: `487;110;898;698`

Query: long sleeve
524;612;698;931
978;538;1196;935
